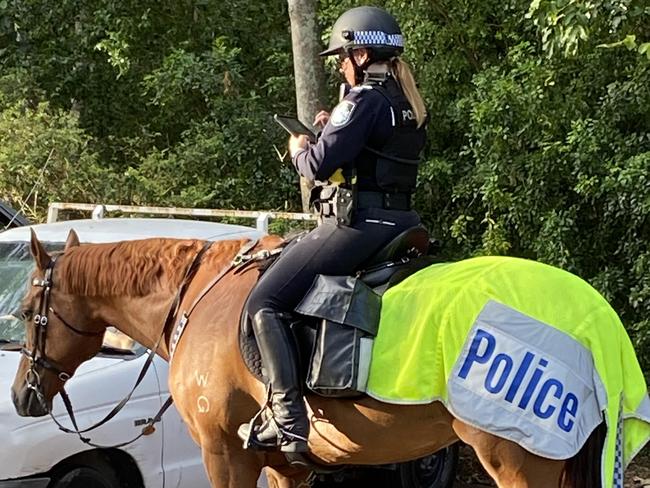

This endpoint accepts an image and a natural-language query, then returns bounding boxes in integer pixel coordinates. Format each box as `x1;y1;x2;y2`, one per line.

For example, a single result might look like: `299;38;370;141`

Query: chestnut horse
11;231;603;488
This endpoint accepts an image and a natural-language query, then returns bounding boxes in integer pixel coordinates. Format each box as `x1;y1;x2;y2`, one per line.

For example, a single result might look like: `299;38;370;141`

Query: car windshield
0;241;136;352
0;241;36;343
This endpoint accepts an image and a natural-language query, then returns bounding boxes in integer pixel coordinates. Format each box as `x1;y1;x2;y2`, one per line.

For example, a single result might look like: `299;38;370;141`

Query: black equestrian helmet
320;6;404;59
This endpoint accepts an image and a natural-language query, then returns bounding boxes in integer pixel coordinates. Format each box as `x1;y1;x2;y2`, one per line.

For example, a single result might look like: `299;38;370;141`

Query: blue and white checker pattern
169;313;189;361
613;398;624;488
352;30;403;48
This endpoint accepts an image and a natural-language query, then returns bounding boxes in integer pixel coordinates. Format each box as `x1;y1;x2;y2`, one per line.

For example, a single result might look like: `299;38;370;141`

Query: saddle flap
295;275;381;336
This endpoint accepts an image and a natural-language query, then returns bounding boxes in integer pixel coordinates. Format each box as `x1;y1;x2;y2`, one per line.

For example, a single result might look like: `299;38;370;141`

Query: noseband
21;257;103;392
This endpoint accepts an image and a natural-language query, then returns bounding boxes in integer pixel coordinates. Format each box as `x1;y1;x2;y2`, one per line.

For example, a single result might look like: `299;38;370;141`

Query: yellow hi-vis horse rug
366;256;650;488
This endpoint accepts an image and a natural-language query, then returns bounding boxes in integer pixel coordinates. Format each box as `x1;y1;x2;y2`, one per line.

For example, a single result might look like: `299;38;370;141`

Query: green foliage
0;0;648;373
526;0;650;58
0;0;297;203
125;110;298;210
0;100;116;221
454;48;650;360
356;0;648;373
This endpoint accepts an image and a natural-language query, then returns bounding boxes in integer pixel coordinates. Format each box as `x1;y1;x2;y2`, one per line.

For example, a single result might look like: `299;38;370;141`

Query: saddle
239;225;437;397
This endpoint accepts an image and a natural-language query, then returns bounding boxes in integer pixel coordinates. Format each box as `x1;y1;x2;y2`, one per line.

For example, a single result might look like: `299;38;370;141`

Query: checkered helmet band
352;31;404;48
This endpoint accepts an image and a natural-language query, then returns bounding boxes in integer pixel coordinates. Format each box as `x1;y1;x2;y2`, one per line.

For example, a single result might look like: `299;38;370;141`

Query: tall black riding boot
237;308;309;453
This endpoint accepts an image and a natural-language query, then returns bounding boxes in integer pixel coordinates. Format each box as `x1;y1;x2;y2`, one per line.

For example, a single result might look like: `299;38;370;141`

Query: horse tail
561;421;606;488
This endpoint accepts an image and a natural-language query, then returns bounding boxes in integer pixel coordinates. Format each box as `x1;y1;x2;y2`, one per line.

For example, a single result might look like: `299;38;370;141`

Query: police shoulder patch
330;100;356;127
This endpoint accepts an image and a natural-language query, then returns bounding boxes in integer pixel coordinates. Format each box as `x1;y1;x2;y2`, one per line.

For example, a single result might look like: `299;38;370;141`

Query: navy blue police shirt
291;85;394;184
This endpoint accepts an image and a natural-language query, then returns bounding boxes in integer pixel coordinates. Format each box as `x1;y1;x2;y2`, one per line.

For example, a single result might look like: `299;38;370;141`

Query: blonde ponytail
391;58;427;128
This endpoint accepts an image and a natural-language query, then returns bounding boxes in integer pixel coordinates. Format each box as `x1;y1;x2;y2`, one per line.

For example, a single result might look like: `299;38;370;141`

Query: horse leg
201;448;311;488
265;468;289;488
265;467;313;488
452;419;565;488
201;443;263;488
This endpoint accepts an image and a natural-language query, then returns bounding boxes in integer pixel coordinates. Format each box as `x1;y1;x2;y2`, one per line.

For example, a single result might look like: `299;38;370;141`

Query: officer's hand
313;111;330;128
289;135;310;158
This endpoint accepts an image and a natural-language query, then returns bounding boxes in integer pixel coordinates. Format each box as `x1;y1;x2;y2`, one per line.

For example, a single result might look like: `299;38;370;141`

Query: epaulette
351;85;374;92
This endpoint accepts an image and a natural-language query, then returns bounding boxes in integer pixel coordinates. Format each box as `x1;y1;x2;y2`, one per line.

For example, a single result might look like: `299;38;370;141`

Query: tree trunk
287;0;327;213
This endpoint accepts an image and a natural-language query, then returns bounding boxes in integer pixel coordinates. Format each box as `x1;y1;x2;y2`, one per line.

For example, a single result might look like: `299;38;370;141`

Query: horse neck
98;291;177;360
57;238;247;360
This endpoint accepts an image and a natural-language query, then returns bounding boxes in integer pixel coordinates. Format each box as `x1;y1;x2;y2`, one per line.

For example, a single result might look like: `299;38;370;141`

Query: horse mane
56;238;244;297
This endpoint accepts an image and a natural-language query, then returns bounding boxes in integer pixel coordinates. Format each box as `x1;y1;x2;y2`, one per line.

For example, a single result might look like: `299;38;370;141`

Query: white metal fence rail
47;202;316;233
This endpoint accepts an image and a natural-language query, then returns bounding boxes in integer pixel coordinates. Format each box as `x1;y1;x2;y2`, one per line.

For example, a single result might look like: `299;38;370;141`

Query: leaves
94;32;131;78
638;42;650;59
0;100;115;221
529;0;649;59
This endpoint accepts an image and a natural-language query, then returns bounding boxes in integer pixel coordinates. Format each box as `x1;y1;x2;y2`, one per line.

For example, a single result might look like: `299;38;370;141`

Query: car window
0;241;138;352
0;201;30;229
0;242;35;343
104;326;136;351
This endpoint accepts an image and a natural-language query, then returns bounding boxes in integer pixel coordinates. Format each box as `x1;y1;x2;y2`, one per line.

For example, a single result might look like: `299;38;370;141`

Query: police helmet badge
330;101;356;127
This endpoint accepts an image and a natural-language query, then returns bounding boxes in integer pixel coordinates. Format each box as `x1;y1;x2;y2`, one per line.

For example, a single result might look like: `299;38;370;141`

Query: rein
23;240;221;448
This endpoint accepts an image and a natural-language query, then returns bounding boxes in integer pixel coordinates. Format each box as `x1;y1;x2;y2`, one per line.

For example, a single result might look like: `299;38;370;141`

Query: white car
0;218;263;488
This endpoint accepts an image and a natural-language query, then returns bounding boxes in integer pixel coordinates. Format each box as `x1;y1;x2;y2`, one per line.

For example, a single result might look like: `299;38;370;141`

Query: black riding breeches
246;207;420;316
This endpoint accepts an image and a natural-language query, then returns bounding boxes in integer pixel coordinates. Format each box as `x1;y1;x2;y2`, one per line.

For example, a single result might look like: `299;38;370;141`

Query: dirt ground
454;443;650;487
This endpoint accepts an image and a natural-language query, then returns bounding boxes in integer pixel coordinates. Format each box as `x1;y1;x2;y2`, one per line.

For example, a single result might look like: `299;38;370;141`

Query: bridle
18;243;214;447
21;256;104;391
17;239;261;449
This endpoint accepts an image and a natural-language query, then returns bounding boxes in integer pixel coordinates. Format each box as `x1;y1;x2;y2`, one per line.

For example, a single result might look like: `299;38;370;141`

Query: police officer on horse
238;6;428;453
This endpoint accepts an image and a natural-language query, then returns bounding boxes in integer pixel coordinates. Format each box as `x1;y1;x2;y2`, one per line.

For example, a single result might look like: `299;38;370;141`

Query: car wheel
49;465;120;488
396;444;459;488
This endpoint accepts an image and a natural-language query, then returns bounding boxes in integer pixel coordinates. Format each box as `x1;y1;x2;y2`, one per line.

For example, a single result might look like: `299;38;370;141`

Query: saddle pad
366;256;650;488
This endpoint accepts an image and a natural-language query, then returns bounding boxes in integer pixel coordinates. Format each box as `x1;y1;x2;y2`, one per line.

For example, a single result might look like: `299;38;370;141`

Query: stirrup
278;430;309;453
238;411;279;450
238;413;309;452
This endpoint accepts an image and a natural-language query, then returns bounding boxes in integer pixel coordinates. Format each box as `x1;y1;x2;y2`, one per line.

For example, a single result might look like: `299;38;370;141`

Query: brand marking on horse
197;395;210;413
195;371;209;387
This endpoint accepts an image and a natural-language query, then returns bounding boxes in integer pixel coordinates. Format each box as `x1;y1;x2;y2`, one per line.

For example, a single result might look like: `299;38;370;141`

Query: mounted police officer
238;6;428;454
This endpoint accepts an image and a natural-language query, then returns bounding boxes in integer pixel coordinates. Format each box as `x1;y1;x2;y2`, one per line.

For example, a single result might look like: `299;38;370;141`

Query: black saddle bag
295;275;381;397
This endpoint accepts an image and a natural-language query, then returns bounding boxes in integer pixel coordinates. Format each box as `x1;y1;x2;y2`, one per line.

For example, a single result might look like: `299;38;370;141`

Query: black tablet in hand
274;114;316;141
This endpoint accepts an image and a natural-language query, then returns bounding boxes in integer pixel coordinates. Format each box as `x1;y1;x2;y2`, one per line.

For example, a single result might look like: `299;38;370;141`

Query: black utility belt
312;187;411;227
357;191;411;211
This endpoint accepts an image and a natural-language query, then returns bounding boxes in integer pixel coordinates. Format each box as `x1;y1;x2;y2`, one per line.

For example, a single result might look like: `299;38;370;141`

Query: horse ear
30;229;51;270
64;230;80;251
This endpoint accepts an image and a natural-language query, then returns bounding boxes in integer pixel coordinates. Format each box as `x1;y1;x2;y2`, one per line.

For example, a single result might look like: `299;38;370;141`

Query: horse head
11;230;106;417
